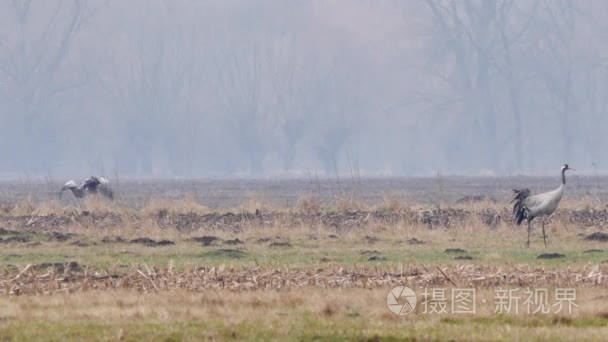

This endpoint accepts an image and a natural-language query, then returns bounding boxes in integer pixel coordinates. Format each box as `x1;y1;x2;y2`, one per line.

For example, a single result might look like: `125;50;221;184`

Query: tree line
0;0;606;178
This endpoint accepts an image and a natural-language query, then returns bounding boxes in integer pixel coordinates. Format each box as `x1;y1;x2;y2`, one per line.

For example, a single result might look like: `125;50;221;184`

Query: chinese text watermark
387;286;578;315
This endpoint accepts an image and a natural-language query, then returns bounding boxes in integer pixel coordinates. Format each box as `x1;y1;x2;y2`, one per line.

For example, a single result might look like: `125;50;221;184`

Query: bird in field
60;176;114;200
511;164;573;248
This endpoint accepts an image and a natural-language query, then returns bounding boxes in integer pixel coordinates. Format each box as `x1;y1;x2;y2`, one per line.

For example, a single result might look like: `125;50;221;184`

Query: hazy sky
0;0;606;179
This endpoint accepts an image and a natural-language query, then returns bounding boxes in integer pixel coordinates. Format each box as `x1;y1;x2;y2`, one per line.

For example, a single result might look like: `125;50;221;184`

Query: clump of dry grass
9;196;37;216
237;196;274;214
78;196;132;216
0;201;13;215
452;198;506;212
321;302;339;317
561;195;606;210
296;194;321;214
34;200;66;216
142;194;210;216
375;193;410;213
334;195;368;212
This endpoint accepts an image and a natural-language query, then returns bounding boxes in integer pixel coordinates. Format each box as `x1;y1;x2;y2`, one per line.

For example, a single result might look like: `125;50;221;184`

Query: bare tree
270;48;331;172
494;0;539;172
216;45;274;175
103;9;204;176
0;0;89;171
421;0;532;172
314;112;352;176
528;0;580;161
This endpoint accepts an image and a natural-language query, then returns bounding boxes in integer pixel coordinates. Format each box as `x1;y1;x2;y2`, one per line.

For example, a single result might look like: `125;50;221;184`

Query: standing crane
60;176;114;200
511;164;573;248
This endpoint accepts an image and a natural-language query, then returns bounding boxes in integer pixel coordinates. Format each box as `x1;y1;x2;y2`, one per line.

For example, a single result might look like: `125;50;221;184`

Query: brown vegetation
1;198;607;234
1;263;606;296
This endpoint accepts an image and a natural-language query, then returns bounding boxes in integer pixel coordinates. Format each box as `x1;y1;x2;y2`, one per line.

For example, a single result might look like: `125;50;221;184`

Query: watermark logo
387;287;577;316
387;286;417;315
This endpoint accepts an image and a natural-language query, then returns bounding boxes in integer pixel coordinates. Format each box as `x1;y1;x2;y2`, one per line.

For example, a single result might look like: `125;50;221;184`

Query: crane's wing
511;188;530;204
59;180;78;198
62;180;78;188
521;191;554;216
511;188;531;224
97;177;114;199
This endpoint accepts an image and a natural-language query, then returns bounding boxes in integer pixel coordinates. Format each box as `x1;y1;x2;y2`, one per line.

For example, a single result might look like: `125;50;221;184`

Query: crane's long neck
562;169;567;185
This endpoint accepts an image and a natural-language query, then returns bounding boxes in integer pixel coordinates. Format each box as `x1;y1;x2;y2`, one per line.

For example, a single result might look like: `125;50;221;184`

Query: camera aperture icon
387;286;417;315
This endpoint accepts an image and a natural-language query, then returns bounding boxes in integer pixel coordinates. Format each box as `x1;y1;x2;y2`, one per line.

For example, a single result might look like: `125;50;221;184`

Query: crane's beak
569;167;575;171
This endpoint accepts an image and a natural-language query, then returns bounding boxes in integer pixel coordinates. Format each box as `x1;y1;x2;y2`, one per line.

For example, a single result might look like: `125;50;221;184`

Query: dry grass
334;195;368;212
375;192;412;213
236;196;275;214
0;287;606;341
296;194;321;214
3;191;608;223
141;194;211;215
8;196;37;216
1;192;606;248
82;196;130;214
560;196;608;211
1;263;606;295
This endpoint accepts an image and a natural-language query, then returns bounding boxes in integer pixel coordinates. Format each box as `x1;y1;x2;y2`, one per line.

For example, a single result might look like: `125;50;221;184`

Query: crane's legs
525;220;531;248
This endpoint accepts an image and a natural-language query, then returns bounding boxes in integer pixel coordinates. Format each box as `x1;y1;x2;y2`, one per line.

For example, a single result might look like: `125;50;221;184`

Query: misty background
0;0;606;179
